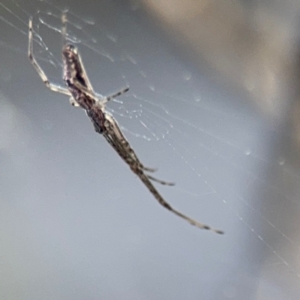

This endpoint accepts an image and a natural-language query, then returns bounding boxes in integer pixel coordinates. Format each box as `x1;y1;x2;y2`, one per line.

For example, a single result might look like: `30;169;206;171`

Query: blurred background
1;0;300;299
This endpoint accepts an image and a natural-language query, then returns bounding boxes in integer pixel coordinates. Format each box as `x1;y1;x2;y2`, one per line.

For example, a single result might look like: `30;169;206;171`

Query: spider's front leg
28;18;72;97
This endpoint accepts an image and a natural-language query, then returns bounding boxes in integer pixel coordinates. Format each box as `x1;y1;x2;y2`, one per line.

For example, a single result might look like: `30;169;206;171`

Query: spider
28;14;224;234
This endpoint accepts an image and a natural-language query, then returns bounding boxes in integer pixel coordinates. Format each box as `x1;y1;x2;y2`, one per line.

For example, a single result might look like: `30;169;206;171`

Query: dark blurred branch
141;0;300;122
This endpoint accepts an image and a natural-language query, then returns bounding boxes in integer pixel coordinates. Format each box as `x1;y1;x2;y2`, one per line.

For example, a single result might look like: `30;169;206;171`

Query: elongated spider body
28;14;224;234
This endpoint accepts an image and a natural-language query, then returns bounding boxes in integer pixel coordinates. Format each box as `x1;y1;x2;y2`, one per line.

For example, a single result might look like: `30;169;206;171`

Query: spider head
63;44;78;59
62;43;89;89
62;44;81;78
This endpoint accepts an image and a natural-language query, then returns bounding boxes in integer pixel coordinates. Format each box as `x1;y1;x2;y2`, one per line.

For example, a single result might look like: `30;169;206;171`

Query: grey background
1;0;300;299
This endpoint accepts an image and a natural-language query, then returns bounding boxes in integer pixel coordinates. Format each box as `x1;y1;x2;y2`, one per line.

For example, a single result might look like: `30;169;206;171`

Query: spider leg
142;166;157;172
101;87;129;104
28;18;71;96
61;13;67;48
137;171;224;234
147;174;174;186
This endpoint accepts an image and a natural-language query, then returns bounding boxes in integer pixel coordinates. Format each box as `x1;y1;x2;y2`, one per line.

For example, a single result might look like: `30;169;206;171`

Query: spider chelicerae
28;14;224;234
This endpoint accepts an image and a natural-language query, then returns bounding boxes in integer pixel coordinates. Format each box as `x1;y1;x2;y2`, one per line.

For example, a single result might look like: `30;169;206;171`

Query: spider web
1;0;300;299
